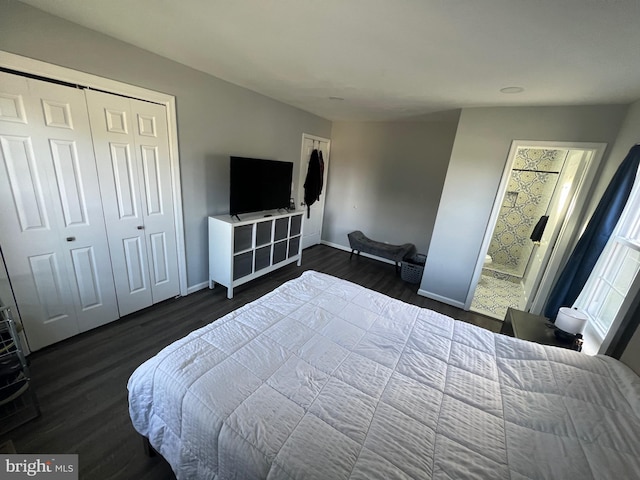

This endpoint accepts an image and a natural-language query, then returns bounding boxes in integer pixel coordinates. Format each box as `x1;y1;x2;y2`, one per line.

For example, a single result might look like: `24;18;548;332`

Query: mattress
128;271;640;479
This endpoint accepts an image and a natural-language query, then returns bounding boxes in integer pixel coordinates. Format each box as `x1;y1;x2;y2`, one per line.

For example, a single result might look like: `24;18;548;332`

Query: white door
299;134;330;250
86;90;180;316
0;72;119;350
523;150;590;311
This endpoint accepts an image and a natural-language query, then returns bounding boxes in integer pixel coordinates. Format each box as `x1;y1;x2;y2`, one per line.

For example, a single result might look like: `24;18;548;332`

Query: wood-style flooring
0;245;501;479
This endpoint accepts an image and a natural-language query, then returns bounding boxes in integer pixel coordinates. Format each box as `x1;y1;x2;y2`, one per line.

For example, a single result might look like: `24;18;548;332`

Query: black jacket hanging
530;215;549;243
318;150;325;197
304;148;322;218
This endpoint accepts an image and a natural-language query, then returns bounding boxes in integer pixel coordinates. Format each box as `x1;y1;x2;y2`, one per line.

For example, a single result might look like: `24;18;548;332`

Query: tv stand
208;210;304;298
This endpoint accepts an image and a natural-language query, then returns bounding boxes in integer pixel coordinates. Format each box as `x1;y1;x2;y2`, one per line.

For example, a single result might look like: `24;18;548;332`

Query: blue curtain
544;145;640;320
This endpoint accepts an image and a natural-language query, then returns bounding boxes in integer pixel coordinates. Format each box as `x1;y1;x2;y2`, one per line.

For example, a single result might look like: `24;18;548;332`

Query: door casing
464;140;606;314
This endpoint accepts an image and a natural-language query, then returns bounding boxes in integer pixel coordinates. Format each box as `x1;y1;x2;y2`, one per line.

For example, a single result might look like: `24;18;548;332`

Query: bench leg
350;249;359;260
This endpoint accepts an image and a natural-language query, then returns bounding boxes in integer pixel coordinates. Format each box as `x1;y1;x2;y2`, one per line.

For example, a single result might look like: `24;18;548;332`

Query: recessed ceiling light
328;96;345;101
500;86;524;94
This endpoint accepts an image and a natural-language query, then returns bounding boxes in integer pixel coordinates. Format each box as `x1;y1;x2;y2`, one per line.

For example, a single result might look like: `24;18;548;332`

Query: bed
128;271;640;479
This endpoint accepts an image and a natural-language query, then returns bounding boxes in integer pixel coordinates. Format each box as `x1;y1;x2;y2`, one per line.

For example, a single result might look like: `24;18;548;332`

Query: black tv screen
230;156;293;216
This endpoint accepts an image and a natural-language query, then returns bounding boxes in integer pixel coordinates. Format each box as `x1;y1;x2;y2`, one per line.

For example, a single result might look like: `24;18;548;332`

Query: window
574;166;640;350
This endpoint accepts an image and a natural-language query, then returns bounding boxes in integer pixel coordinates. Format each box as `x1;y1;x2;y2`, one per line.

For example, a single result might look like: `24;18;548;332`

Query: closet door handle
66;236;76;242
137;225;145;230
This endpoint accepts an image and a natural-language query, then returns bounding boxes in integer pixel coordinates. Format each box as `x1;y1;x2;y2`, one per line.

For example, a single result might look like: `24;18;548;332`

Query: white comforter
128;271;640;479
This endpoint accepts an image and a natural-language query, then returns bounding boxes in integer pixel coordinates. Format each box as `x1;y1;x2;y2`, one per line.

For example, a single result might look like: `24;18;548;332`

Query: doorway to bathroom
467;141;606;320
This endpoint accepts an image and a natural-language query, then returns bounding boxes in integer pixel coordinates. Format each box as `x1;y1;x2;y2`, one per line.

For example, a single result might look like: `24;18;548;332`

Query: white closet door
299;135;330;250
0;72;118;350
86;90;179;315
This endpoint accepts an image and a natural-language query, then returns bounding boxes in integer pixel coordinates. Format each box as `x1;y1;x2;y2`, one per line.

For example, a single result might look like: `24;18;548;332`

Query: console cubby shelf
208;210;304;299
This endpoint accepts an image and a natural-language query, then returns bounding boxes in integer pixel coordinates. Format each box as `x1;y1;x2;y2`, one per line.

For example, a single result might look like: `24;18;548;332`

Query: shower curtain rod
511;168;561;174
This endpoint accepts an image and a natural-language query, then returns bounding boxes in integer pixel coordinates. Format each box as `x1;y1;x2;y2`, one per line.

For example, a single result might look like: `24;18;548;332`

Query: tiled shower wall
487;148;565;278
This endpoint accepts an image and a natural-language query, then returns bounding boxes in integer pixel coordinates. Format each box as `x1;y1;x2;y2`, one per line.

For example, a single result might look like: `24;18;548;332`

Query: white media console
208;210;304;298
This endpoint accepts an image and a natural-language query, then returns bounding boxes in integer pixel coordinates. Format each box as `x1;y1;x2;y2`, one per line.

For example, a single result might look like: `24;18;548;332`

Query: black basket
401;254;426;283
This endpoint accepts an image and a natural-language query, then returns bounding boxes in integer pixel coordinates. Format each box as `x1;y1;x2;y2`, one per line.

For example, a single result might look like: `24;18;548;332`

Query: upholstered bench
347;230;416;274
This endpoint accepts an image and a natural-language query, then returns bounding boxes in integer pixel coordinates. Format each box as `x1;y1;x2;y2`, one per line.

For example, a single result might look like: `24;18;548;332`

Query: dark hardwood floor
1;245;500;479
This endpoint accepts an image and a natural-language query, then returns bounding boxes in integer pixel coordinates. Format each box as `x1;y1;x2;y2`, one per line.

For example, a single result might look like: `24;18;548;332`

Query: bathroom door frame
464;140;606;314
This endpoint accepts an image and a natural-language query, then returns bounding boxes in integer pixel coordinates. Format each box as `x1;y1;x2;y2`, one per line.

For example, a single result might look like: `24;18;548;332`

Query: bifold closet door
86;90;180;316
0;72;119;350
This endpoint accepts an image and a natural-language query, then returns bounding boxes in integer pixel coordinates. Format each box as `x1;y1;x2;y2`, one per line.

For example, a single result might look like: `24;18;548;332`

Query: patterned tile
471;273;523;321
488;148;565;278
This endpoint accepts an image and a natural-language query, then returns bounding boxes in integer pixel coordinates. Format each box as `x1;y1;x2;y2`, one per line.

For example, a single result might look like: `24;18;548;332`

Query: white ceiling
18;0;640;121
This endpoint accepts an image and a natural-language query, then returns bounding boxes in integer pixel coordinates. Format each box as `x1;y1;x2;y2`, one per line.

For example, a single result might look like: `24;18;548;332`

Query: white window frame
574;163;640;354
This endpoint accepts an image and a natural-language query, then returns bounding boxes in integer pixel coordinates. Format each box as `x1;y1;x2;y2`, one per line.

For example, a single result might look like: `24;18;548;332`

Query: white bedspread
128;271;640;479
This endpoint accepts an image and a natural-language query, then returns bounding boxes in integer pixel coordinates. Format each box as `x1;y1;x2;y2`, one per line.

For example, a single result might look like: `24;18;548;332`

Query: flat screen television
229;156;294;216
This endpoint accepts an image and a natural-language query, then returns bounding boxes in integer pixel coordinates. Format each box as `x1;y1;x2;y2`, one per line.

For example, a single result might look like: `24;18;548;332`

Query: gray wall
420;105;628;306
586;100;640;220
0;0;331;289
323;115;459;254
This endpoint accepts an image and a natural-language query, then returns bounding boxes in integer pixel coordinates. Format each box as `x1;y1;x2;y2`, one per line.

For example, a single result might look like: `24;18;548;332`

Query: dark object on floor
348;230;416;274
401;253;427;284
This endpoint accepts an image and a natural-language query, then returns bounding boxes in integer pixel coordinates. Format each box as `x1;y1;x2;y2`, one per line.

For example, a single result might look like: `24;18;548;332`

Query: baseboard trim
417;289;466;309
187;281;209;295
320;240;397;266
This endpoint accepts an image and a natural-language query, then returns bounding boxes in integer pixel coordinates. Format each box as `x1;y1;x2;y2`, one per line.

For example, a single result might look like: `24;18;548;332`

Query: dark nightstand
501;307;579;350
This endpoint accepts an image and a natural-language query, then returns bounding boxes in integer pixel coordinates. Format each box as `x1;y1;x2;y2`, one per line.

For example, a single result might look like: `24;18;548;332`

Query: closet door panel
110;143;139;219
49;139;88;226
123;237;148;293
132;99;180;302
0;134;50;231
140;145;161;214
29;79;119;334
0;91;27;123
0;134;75;342
149;232;169;284
0;72;118;350
70;246;104;309
28;253;77;337
86;90;153;316
42;99;74;129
